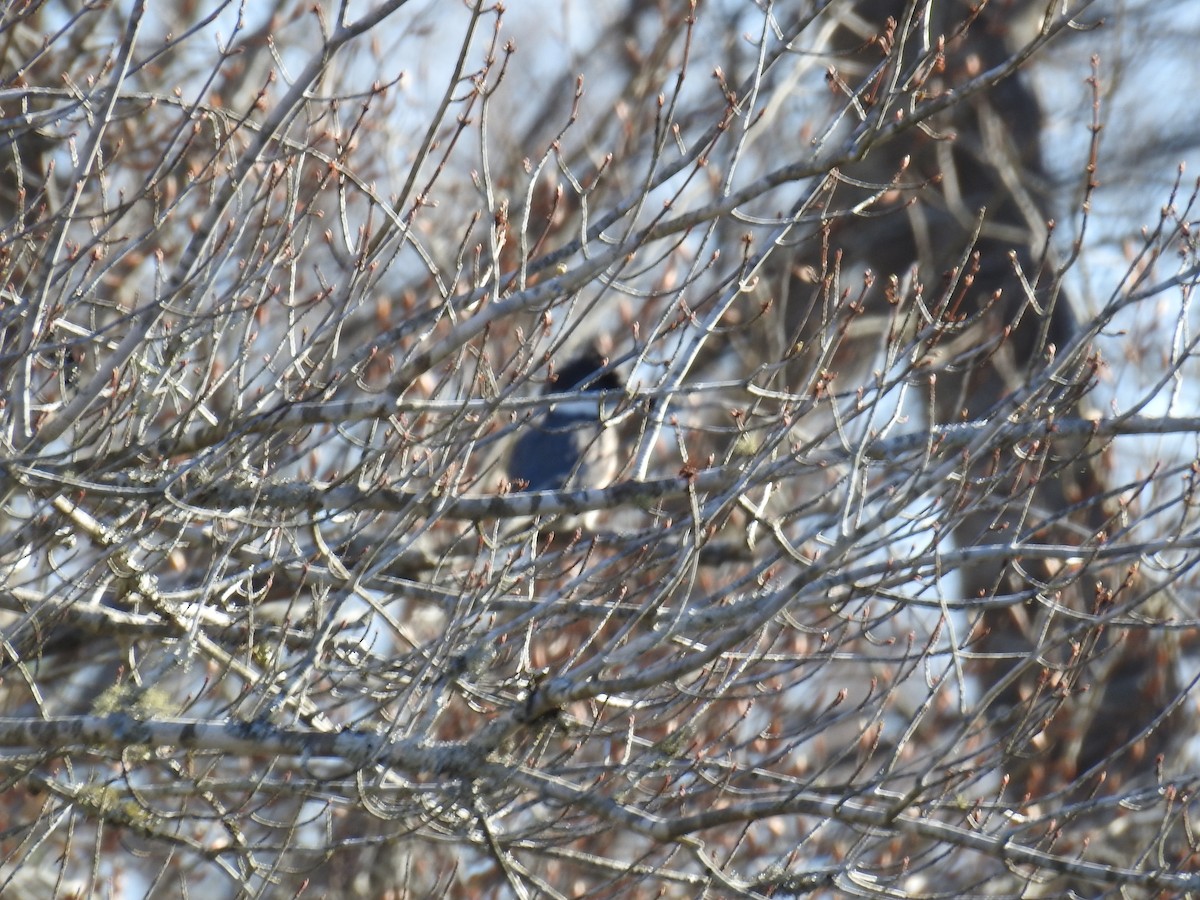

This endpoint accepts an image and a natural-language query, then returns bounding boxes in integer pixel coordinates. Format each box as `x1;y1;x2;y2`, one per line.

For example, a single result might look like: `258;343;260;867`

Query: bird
507;351;621;527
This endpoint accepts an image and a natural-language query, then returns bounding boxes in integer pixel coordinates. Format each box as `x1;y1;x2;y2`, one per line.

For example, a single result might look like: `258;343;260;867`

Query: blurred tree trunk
782;0;1179;797
1;7;55;303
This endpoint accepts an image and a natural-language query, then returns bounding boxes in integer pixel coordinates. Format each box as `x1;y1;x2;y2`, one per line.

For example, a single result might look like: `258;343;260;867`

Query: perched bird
507;351;621;518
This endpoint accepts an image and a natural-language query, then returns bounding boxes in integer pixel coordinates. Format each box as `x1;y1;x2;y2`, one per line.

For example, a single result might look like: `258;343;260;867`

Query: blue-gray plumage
508;352;621;494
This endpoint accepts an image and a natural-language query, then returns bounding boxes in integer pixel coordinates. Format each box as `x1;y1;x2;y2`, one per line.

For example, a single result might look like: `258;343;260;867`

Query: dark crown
547;351;622;394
